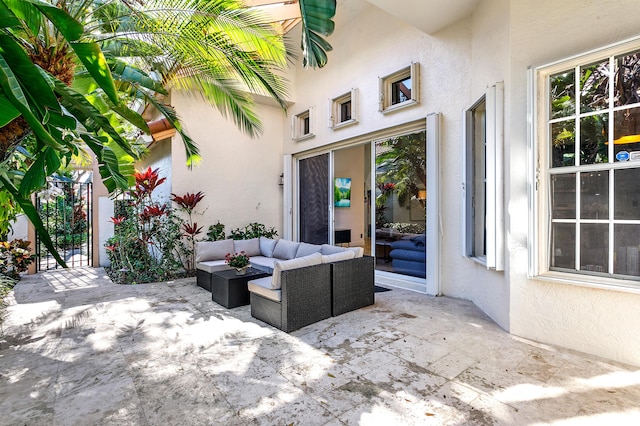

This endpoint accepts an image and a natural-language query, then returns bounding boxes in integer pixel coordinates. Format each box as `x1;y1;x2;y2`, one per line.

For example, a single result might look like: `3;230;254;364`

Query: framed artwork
334;177;352;207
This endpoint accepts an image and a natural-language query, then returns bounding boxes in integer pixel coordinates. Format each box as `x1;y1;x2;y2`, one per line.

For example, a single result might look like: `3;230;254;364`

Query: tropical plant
0;239;35;279
229;222;277;240
1;0;335;268
172;191;205;274
206;221;226;241
105;168;185;283
298;0;336;68
375;132;427;207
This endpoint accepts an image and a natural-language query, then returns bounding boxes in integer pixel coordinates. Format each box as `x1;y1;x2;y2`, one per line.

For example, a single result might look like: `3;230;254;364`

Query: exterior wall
141;140;173;204
284;0;512;329
508;0;640;366
169;92;285;236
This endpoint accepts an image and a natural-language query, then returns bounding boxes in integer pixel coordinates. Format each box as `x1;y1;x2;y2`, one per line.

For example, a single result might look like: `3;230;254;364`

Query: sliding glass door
374;130;427;278
298;154;329;244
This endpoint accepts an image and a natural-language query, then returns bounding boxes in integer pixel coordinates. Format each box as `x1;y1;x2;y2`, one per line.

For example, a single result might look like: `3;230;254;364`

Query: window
330;89;358;129
463;83;504;270
292;108;314;141
379;63;420;113
535;39;640;283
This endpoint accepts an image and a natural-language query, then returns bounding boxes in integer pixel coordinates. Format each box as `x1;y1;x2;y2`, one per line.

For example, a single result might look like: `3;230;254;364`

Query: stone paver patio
1;267;639;425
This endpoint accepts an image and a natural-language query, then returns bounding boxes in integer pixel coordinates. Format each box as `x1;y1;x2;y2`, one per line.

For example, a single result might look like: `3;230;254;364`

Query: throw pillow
321;244;348;255
234;238;261;257
272;239;301;260
259;237;278;257
295;242;322;258
195;239;235;262
321;250;355;264
271;252;322;289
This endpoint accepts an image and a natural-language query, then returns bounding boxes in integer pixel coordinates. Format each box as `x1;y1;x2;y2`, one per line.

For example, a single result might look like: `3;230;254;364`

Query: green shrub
229;222;278;240
206;221;226;241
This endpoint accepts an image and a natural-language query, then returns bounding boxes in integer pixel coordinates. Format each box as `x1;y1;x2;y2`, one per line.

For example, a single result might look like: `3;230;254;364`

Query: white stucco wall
6;214;29;241
141;139;173;204
284;0;512;329
170;92;285;237
508;0;640;366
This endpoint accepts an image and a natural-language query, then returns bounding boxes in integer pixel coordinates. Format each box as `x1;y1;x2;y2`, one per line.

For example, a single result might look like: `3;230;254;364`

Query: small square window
292;108;315;141
330;89;358;129
379;63;420;113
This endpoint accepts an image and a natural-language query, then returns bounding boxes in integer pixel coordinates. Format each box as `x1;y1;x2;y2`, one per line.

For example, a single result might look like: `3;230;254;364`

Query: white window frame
292;108;315;141
530;35;640;292
329;89;358;129
463;83;504;270
379;63;420;114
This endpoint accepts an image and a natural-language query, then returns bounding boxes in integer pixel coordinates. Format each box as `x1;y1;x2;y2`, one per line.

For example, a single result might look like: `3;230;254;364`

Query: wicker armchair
249;263;332;332
331;255;375;316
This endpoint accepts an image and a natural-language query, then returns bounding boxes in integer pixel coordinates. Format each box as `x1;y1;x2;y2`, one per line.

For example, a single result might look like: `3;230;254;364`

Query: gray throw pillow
295;242;322;258
321;244;348;255
259;237;278;257
195;239;235;262
272;239;301;260
234;238;261;257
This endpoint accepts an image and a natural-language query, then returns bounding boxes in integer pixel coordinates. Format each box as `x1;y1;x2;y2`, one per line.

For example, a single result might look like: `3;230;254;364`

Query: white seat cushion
321;250;355;264
196;260;231;273
271;252;322;289
346;247;364;258
248;277;281;302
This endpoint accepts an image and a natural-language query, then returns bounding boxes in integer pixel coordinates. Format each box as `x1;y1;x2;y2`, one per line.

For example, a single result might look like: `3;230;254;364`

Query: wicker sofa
195;237;375;332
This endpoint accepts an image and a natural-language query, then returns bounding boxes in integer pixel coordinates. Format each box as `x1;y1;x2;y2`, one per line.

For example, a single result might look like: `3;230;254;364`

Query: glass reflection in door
374;130;427;277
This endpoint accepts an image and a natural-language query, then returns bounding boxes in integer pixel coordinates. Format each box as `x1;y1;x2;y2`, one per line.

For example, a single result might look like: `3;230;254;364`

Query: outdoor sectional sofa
195;237;375;332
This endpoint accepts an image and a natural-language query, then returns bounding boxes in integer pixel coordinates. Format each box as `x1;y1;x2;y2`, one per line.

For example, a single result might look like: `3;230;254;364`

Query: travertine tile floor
1;267;639;425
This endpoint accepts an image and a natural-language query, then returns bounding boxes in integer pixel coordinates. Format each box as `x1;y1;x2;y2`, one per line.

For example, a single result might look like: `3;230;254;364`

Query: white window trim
292;108;315;141
379;62;420;114
529;35;640;292
462;83;504;271
329;89;358;129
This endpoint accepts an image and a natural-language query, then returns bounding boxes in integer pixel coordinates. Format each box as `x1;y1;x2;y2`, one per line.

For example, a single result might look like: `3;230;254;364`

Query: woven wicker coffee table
211;267;269;308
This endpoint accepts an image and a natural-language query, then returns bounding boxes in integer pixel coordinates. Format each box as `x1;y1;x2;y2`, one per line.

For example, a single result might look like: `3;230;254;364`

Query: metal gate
35;178;92;271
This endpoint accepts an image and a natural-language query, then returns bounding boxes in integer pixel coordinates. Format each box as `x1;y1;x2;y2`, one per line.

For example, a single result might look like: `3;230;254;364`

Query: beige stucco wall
508;0;640;366
168;92;285;237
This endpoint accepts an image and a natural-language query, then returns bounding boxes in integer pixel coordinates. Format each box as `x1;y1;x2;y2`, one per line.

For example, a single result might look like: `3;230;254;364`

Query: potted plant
225;251;250;275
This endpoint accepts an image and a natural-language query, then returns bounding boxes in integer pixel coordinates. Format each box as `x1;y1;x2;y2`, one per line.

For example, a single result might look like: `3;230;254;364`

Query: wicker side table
211;268;269;308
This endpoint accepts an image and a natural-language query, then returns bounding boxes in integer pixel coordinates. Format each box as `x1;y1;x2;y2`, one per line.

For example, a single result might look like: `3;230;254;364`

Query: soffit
244;0;301;33
364;0;479;34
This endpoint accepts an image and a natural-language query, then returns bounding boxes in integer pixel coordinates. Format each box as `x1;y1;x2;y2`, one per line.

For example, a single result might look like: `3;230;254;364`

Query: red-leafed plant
172;191;206;274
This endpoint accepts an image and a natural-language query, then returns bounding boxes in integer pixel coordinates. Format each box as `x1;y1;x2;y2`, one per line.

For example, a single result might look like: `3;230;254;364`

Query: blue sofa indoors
389;234;426;278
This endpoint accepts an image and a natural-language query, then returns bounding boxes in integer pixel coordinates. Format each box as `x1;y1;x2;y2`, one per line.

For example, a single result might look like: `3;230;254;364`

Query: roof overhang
365;0;479;34
244;0;301;33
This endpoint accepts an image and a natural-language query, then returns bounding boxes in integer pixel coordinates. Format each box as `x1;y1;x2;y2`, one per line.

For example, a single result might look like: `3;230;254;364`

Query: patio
1;268;639;425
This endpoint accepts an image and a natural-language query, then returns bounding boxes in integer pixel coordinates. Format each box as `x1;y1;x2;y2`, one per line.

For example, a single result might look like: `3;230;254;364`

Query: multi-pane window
546;46;640;280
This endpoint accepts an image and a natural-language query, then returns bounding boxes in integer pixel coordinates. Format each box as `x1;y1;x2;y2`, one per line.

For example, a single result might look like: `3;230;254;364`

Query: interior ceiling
365;0;479;34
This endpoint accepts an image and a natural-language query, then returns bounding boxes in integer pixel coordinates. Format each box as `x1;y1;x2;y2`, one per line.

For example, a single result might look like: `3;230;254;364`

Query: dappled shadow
2;267;640;424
